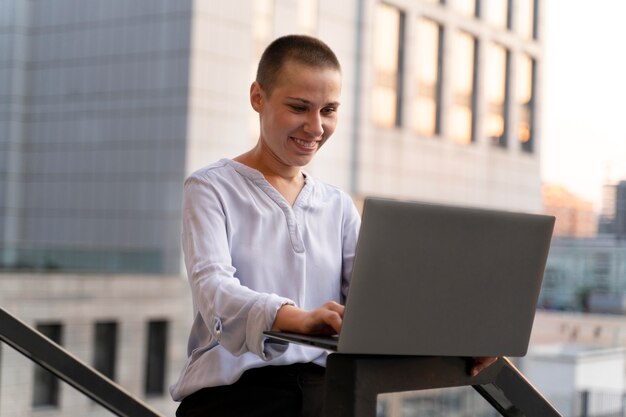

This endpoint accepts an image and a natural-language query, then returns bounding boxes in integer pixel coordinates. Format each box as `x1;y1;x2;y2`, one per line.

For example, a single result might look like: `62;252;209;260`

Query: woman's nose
303;112;324;137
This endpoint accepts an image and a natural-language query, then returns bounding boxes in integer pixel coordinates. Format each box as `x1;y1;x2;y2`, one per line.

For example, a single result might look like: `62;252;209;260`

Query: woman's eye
322;107;337;115
290;105;306;112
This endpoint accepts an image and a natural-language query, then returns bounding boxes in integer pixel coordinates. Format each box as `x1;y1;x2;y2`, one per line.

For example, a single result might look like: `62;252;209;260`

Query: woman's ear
250;81;264;112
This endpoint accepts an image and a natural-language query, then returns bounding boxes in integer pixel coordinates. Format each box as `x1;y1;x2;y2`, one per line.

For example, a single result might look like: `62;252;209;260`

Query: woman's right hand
271;301;344;335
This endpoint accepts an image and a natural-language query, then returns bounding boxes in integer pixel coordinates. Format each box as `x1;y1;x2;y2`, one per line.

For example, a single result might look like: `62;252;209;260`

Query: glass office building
1;0;543;275
0;1;543;416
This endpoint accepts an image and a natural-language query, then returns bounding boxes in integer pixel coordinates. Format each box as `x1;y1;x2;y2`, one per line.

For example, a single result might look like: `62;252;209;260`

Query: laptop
264;197;555;357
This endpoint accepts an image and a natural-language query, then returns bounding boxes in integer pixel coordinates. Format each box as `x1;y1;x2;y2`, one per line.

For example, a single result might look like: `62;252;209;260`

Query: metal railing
0;307;165;417
2;306;562;417
323;354;563;417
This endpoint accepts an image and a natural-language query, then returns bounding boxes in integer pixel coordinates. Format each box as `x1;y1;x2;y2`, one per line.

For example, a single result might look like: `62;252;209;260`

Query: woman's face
250;60;342;169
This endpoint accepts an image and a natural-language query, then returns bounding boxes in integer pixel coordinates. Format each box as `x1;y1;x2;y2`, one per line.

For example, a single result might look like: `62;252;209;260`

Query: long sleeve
182;175;294;359
171;159;361;400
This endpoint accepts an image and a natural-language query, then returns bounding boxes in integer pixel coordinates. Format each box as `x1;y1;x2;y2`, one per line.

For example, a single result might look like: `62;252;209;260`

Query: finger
323;301;345;317
471;357;488;376
322;310;343;334
470;357;498;377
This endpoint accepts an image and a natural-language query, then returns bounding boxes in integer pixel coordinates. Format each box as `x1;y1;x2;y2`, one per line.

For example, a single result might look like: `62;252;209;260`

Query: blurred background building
599;180;626;239
1;0;543;276
543;184;597;238
535;179;626;416
539;180;626;314
0;0;554;416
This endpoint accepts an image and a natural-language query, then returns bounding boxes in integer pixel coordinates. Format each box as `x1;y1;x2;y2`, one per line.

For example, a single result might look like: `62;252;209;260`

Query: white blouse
170;159;360;401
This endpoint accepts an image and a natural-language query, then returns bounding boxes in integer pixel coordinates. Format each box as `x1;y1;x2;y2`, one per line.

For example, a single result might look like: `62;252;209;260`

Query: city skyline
541;0;626;210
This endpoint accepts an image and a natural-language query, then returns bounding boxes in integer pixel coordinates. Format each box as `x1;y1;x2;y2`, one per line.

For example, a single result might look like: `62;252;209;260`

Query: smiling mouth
290;137;318;149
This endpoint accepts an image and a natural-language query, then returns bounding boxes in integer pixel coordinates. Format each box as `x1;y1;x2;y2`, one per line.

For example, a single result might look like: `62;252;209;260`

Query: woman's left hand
469;356;498;377
272;301;345;335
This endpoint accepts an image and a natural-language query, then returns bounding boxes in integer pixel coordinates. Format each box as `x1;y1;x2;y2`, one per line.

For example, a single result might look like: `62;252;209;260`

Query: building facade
0;273;189;417
543;184;597;238
598;180;626;239
0;1;544;416
1;0;193;275
1;0;544;275
618;181;626;239
539;237;626;312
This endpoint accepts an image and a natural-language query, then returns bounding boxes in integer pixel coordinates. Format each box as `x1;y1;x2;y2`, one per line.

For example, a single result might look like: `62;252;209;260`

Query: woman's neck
234;147;306;206
234;146;302;183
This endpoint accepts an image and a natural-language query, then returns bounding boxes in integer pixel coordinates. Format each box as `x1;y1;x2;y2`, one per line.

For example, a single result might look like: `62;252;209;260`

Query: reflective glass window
518;0;536;39
413;18;443;137
144;320;168;396
450;31;476;144
517;54;535;152
484;0;509;29
449;0;476;17
373;3;404;128
93;321;118;381
485;43;508;147
33;323;63;407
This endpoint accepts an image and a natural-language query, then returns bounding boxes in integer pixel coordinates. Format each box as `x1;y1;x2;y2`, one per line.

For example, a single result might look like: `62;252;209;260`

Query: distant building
539;237;626;312
522;344;626;417
617;181;626;239
598;180;626;239
599;184;617;234
543;184;597;238
530;311;626;417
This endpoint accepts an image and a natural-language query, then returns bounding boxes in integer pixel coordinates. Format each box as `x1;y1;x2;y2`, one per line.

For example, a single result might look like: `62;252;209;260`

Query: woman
171;35;359;417
171;34;495;417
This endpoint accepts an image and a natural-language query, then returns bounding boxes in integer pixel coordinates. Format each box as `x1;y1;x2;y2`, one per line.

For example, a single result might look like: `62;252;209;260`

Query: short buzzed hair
256;34;341;95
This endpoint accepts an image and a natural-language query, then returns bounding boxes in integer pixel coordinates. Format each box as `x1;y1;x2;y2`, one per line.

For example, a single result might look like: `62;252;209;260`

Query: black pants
176;363;326;417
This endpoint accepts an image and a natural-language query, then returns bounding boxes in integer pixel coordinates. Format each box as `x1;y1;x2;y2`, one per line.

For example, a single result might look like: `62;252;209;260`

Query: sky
541;0;626;209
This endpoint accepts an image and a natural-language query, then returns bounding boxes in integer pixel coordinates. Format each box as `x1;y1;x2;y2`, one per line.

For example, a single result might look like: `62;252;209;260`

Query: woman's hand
469;356;498;377
272;301;345;335
272;304;498;377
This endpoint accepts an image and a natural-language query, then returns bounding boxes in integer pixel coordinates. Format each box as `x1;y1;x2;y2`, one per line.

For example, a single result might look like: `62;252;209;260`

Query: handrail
0;307;166;417
323;354;562;417
2;305;562;417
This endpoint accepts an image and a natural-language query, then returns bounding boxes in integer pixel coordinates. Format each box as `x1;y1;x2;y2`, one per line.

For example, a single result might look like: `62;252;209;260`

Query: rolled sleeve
257;296;295;360
184;175;294;359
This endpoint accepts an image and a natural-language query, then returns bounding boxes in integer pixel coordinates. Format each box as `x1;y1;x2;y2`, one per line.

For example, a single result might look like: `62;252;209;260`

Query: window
516;54;535;152
372;3;405;128
484;0;510;29
144;320;168;396
518;0;537;39
590;252;611;291
485;43;509;147
449;0;476;17
413;18;443;137
450;31;477;144
33;323;62;407
298;0;318;35
93;321;118;381
599;184;617;234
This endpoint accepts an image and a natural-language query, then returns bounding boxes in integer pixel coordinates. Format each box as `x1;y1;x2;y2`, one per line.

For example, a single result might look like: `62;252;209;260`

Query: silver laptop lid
338;197;555;357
